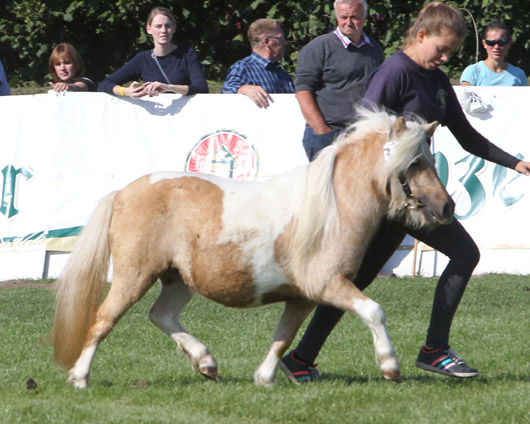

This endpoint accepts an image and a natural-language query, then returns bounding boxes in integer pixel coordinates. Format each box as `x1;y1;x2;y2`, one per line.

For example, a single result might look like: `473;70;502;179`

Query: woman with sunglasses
460;21;527;86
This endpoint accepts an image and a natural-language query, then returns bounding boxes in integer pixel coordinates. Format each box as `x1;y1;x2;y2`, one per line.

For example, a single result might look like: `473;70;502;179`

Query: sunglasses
484;39;509;47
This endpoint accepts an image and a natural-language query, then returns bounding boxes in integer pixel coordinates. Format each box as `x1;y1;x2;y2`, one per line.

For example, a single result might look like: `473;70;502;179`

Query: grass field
0;274;528;423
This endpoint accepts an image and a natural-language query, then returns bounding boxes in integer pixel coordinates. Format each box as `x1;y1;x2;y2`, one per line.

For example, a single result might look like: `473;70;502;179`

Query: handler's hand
237;85;272;108
515;160;530;176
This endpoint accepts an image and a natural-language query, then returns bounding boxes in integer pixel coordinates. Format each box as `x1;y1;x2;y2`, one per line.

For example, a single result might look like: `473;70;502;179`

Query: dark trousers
294;127;480;363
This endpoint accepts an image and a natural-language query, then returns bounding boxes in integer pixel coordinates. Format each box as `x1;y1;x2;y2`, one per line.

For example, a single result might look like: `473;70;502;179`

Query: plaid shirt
222;52;294;94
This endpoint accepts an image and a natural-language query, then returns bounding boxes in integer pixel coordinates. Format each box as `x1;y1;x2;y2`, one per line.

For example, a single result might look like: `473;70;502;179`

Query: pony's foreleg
320;276;401;382
149;279;218;381
67;275;156;388
254;300;316;386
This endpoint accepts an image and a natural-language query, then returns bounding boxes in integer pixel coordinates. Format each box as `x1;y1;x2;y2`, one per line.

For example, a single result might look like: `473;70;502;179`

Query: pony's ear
392;116;407;137
423;121;439;138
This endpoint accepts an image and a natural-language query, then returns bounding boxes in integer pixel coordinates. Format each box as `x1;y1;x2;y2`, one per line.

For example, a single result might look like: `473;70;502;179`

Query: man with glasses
222;19;294;108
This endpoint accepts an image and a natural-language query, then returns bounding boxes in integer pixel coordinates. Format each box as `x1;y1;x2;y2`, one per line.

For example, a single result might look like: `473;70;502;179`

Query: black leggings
294;217;481;363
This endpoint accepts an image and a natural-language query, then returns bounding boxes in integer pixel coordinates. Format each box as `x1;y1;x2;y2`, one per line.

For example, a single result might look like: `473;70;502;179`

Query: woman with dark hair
98;6;208;98
48;42;96;92
460;21;528;86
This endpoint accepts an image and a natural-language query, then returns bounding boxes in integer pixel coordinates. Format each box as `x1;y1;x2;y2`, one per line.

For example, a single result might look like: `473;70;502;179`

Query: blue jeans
302;125;341;161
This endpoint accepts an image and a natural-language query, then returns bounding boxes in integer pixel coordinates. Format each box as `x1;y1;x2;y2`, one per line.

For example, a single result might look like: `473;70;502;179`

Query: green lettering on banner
435;152;525;219
0;226;83;244
434;152;449;186
492;153;525;207
453;155;486;220
1;165;33;219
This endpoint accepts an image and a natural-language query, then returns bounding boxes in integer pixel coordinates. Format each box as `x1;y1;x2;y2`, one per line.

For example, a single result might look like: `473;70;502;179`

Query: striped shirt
221;52;295;94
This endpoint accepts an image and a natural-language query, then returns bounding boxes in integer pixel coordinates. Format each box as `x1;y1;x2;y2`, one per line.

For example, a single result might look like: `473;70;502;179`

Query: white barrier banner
0;88;529;278
0;92;307;253
433;87;529;248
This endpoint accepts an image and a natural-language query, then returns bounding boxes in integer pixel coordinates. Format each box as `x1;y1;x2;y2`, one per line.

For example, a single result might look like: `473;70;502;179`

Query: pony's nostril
443;200;455;221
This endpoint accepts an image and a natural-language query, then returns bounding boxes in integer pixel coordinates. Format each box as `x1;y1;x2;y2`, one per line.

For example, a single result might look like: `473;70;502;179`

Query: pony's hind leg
67;274;157;388
320;275;401;382
149;272;218;381
254;300;316;386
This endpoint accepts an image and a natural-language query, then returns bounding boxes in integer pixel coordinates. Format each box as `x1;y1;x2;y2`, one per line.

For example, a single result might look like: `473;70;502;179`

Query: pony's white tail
53;192;116;369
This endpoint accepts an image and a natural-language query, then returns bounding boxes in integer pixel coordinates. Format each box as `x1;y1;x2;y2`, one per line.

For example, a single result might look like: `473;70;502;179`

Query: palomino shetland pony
53;108;454;388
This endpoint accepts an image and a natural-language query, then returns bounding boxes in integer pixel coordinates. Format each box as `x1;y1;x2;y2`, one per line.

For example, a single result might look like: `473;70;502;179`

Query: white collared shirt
333;27;373;48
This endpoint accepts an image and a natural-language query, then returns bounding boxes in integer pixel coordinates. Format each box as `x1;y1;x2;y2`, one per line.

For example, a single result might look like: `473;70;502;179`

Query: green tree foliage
0;0;528;87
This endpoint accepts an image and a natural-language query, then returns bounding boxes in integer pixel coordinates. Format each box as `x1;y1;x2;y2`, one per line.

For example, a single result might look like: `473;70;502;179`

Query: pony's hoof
382;369;402;382
199;365;218;381
196;354;218;381
253;373;274;387
67;373;88;389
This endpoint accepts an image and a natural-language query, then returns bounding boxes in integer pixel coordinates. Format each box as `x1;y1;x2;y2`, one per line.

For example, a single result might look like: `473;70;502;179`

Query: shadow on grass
92;370;530;390
318;372;530;385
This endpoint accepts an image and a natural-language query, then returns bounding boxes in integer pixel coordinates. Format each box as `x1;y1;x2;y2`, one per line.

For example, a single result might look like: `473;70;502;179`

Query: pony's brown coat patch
112;175;258;307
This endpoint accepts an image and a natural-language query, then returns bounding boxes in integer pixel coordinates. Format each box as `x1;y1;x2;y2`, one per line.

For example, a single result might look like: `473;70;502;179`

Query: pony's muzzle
440;198;455;224
430;197;455;225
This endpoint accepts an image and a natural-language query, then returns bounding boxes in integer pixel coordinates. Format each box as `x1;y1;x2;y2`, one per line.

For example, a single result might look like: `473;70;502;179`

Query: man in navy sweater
295;0;384;160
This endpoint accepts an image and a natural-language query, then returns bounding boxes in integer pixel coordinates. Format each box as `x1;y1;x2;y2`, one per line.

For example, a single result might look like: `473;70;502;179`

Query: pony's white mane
347;107;431;174
288;141;340;271
334;107;394;149
287;107;432;276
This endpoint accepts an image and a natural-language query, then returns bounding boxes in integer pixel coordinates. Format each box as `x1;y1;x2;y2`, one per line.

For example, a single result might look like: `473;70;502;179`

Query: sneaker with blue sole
416;346;479;378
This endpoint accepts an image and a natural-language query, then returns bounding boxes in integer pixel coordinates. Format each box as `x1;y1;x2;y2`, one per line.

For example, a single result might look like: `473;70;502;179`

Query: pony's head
378;111;454;228
287;108;453;279
336;107;453;229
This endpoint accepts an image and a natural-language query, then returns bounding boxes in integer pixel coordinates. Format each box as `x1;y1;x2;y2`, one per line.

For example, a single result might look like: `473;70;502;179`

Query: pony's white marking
353;297;384;326
68;345;97;388
353;298;400;372
173;333;211;362
253;349;279;385
218;175;297;300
